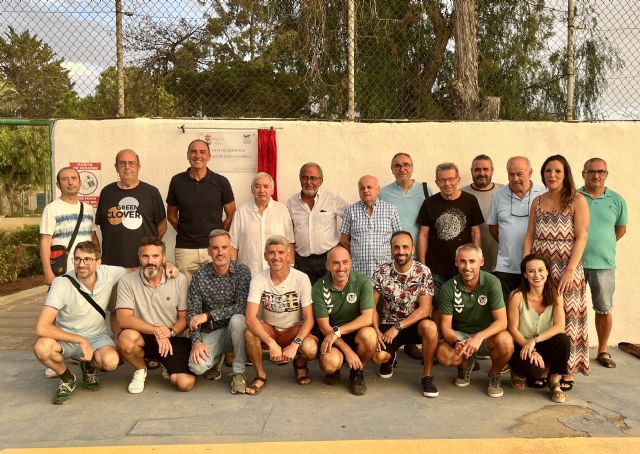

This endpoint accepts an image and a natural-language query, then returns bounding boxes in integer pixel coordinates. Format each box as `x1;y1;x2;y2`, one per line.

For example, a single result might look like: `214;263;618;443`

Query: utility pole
566;0;576;121
116;0;125;117
347;0;355;121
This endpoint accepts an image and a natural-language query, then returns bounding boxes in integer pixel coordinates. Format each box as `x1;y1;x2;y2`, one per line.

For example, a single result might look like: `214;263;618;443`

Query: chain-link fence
0;0;638;121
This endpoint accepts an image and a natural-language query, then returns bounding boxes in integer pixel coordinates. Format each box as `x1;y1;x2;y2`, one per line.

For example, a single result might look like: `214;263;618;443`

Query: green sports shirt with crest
312;271;374;327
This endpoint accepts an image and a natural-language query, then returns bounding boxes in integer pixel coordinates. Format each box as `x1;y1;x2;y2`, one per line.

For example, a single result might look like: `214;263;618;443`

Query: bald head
358;175;380;207
326;245;351;287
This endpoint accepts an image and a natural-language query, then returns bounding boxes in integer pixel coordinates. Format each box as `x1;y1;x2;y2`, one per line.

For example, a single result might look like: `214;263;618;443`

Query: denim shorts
59;332;116;360
584;268;615;314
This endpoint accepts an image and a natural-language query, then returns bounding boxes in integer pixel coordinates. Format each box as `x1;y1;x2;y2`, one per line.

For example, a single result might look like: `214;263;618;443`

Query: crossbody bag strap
66;202;85;252
63;274;106;319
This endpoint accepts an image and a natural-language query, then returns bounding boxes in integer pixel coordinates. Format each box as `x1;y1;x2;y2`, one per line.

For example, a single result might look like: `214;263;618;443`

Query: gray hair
583;157;607;170
435;162;459;178
208;229;230;240
264;235;290;252
506;156;532;170
299;162;323;179
455;243;483;258
115;149;140;165
252;172;274;187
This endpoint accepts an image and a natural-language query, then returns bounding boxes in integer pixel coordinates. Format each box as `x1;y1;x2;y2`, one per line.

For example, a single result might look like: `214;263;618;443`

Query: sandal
560;377;574;391
293;359;312;385
510;374;526;390
245;376;267;395
531;377;548;389
549;382;566;403
596;352;616;368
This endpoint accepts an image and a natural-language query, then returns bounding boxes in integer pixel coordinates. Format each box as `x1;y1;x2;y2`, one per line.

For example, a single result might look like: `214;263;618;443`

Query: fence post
566;0;576;121
116;0;125;117
347;0;356;121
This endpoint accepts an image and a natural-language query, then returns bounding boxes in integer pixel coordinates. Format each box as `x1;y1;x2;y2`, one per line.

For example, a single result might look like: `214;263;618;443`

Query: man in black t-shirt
417;162;483;320
166;139;236;281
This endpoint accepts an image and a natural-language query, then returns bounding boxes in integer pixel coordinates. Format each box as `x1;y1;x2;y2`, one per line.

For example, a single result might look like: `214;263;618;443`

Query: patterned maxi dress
531;203;590;376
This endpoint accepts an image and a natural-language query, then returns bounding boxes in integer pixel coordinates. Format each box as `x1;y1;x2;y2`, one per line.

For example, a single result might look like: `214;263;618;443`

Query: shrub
0;225;42;284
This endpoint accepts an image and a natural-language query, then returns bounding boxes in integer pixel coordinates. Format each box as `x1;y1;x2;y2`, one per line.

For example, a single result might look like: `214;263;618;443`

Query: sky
1;0;639;119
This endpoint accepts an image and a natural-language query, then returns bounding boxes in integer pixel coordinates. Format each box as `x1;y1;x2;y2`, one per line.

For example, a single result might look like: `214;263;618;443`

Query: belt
296;252;328;259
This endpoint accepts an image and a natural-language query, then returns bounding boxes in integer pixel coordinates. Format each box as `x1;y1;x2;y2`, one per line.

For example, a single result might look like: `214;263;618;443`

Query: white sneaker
45;367;58;379
128;369;147;394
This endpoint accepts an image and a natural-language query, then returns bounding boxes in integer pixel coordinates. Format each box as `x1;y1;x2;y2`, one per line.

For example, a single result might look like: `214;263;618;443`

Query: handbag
63;275;106;319
50;202;84;276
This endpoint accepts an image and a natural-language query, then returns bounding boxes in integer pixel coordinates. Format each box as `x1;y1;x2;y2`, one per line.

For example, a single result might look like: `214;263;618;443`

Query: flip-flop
560;377;574;391
596;352;616;368
246;376;267;395
530;377;548;389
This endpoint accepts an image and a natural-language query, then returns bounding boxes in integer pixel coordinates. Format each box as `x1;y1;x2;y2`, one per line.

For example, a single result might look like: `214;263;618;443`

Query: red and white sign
70;162;101;208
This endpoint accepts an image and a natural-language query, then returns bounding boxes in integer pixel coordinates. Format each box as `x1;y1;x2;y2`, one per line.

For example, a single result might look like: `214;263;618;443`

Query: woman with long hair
507;254;570;403
523;155;590;390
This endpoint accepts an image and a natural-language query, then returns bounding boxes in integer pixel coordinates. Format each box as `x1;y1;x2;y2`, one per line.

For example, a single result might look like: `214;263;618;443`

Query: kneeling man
34;241;123;404
117;237;194;393
371;231;439;397
436;244;513;398
245;236;318;394
312;246;377;396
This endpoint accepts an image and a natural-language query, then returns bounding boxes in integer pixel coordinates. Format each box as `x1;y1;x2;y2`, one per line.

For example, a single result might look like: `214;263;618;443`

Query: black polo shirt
166;168;234;248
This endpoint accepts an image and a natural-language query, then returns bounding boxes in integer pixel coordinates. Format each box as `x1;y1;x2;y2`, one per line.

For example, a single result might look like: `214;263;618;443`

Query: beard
394;254;410;266
143;265;161;278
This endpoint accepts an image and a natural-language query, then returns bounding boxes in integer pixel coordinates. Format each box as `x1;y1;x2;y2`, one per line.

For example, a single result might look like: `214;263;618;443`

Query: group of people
34;140;627;406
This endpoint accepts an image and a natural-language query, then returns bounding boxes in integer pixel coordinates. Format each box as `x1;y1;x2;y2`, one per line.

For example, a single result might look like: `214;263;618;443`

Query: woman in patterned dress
523;155;590;389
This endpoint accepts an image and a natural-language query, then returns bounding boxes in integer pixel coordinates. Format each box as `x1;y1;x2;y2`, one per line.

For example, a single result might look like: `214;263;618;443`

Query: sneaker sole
350;387;367;396
488;391;504;398
454;380;470;387
82;384;100;392
377;371;393;379
423;390;439;398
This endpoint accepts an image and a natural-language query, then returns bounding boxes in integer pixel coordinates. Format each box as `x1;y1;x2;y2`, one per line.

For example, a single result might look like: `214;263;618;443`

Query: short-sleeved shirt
417;191;484;276
461;183;504;272
96;181;166;267
40;199;96;271
486;183;546;274
578;187;628;270
116;269;188;329
379;180;431;258
166;168;235;249
229;198;295;277
287;190;348;256
341;199;401;278
187;261;251;343
312;271;374;327
44;265;128;338
247;268;312;330
439;271;504;334
373;260;434;324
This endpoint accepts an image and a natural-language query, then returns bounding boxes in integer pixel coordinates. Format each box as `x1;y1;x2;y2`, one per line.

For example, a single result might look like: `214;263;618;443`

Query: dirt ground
0;275;44;297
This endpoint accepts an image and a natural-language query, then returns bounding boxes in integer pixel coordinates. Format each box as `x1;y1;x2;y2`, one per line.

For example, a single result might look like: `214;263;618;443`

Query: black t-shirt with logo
96;181;166;267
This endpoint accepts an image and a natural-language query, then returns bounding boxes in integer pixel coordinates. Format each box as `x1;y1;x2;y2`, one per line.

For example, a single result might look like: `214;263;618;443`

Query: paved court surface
1;286;639;452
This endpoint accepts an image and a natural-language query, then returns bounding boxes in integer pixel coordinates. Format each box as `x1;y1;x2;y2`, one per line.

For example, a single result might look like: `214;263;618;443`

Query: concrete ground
1;286;639;451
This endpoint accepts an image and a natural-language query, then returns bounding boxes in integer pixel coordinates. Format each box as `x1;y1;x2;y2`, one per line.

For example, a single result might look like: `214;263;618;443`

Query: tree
0;27;78;118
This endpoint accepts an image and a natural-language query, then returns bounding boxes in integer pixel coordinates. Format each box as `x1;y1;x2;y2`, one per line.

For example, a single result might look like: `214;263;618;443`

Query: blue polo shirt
578;187;627;269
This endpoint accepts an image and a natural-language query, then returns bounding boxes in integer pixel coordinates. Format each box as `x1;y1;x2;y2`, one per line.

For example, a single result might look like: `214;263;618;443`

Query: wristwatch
394;321;402;331
170;328;176;337
332;326;341;338
293;337;303;346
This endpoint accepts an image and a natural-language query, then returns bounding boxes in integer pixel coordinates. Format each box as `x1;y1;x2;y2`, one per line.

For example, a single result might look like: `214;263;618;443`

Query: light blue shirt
486;182;546;274
379;180;431;257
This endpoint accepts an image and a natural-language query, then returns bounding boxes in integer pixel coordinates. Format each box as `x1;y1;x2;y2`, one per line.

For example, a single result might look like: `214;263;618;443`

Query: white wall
52;119;638;346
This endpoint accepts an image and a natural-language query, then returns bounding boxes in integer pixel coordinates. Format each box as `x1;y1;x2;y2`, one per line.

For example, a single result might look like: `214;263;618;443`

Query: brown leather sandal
246;376;267;395
293;359;312;385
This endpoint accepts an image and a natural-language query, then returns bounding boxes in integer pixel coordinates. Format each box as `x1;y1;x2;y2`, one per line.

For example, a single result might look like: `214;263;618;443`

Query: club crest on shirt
478;295;488;305
346;293;357;304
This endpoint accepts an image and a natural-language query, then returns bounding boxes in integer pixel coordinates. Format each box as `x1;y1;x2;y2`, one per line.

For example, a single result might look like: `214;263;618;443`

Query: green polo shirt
312;271;374;327
578;187;627;270
439;271;504;334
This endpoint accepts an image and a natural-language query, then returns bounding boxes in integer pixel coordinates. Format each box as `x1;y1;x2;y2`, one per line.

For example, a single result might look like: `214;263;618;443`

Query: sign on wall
70;161;101;207
198;131;258;172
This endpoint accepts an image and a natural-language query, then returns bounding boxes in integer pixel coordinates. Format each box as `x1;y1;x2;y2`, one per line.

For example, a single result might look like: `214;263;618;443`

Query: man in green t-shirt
312;246;377;396
436;244;513;398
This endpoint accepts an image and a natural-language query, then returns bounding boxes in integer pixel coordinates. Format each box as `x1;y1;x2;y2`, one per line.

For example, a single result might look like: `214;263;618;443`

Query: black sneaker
324;369;341;385
349;369;367;396
378;351;397;379
421;375;439;398
80;360;99;391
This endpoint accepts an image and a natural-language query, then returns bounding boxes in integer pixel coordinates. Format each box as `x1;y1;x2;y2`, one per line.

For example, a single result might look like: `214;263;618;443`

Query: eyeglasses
73;257;96;265
116;161;138;168
392;163;412;170
510;190;532;217
584;169;607;176
436;177;458;184
300;176;321;182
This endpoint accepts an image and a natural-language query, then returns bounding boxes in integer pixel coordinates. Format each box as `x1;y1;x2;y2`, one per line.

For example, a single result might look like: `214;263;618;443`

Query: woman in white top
507;254;570;403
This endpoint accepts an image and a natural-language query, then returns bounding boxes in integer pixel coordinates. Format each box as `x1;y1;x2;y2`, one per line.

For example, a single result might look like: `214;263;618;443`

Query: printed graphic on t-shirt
261;291;300;314
435;208;467;240
107;196;143;230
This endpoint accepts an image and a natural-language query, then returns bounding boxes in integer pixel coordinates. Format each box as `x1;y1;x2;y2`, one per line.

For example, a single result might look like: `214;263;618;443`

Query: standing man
417;163;483;315
97;149;167;337
230;172;295;277
40;167;98;286
579;158;627;368
461;154;504;272
187;229;251;394
313;246;377;396
487;156;546;302
287;162;348;284
167;139;236;281
116;237;195;394
436;244;513;398
244;236;318;394
340;175;401;278
34;241;123;404
371;231;440;397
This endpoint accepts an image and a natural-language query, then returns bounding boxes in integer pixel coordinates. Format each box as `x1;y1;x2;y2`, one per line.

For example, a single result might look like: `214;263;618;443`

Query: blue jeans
189;314;247;375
